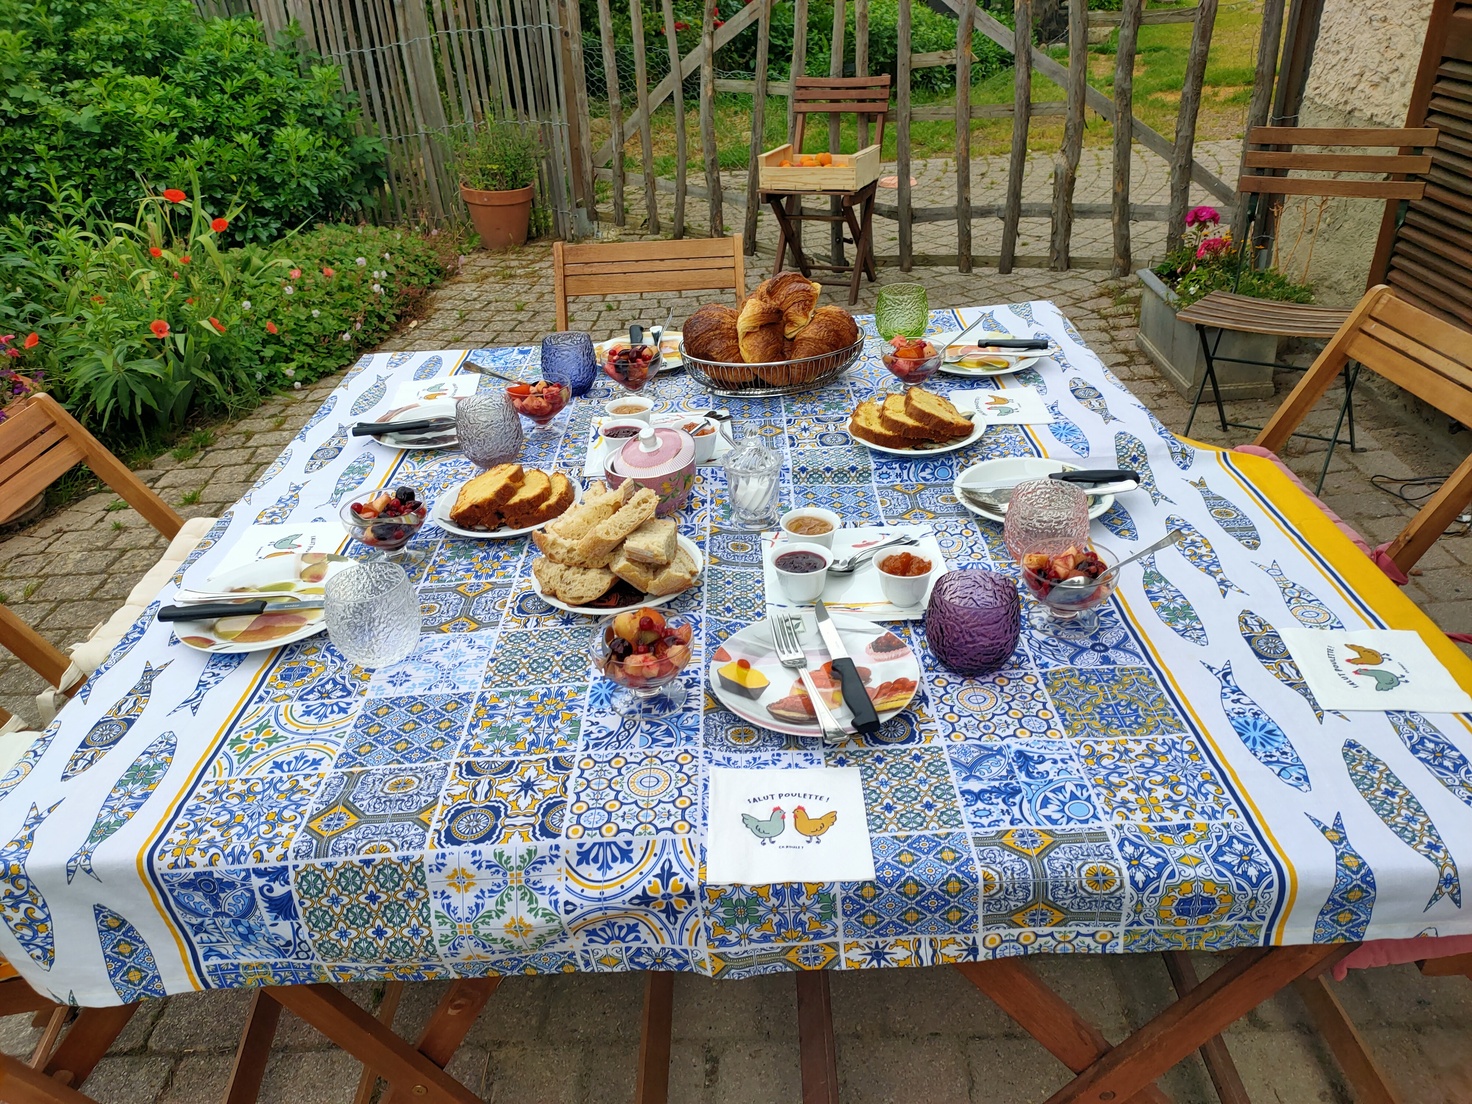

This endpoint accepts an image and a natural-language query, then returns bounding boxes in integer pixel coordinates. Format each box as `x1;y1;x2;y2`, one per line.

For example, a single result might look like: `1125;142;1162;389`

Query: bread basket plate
431;478;582;540
680;337;864;397
953;458;1114;523
707;612;919;738
855;414;985;457
373;398;459;449
532;535;705;615
598;334;684;368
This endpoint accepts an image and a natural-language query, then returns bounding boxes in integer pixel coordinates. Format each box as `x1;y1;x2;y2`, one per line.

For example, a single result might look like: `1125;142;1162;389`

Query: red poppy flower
23;333;38;349
210;217;228;233
289;268;302;280
266;320;279;335
322;267;335;278
162;189;187;203
185;297;194;305
180;254;191;264
149;247;162;258
149;320;170;339
209;317;226;333
674;19;689;28
91;295;104;303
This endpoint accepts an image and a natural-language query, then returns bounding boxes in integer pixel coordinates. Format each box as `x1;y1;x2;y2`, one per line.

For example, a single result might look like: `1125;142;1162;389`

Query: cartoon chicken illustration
742;807;786;844
1344;644;1387;667
793;806;837;843
1352;668;1403;692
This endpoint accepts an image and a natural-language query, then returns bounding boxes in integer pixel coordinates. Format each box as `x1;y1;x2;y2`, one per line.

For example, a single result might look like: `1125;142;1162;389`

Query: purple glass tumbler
540;331;597;397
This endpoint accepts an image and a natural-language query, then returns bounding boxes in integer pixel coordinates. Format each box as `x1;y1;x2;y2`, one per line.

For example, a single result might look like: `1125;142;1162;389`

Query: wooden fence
202;0;585;237
582;0;1242;274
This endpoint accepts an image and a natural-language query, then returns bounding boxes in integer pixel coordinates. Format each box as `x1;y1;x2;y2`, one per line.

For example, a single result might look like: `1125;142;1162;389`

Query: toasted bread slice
849;398;914;449
609;547;659;592
622;517;677;566
645;546;699;596
450;463;523;529
531;472;576;527
533;557;617;606
879;393;935;440
496;469;552;529
904;387;973;438
576;487;658;564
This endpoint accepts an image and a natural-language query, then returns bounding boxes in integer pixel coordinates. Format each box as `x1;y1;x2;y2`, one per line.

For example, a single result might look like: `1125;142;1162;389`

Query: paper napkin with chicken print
706;767;875;884
1280;629;1472;714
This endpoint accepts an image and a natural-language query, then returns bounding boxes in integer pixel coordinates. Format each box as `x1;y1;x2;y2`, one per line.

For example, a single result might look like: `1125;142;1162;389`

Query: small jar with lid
607;425;696;516
722;434;782;530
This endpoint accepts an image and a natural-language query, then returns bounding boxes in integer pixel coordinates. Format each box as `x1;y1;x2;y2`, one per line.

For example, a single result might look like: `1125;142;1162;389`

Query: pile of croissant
682;273;860;387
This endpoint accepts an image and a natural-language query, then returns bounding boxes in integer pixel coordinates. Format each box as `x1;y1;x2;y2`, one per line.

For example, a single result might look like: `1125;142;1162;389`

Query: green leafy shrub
0;0;386;243
449;120;545;191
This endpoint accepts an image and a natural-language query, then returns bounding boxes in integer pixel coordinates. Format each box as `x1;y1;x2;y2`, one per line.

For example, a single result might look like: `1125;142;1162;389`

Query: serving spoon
1052;528;1185;591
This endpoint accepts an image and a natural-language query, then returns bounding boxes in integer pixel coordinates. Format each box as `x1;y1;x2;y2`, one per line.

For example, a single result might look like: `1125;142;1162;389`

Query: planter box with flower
451;120;545;250
1136;205;1315;401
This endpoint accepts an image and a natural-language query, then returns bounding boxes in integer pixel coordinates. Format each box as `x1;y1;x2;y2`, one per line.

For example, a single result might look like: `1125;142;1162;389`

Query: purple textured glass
923;568;1020;675
540;331;597;397
455;391;524;468
1003;478;1089;561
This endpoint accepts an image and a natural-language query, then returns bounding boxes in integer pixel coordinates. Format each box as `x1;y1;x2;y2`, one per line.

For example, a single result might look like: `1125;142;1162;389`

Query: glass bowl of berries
341;485;428;563
590;608;694;719
881;335;942;388
505;380;571;428
1019;544;1119;635
603;343;661;393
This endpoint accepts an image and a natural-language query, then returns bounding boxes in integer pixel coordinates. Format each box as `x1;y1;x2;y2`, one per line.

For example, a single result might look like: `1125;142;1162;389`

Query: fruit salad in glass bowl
505;380;571;427
603;344;660;393
591;608;693;718
341;485;428;562
1020;544;1119;635
881;336;942;387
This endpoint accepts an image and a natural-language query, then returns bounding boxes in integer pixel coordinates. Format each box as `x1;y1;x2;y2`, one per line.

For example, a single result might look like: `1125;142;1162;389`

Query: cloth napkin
1280;629;1472;714
706;767;875;884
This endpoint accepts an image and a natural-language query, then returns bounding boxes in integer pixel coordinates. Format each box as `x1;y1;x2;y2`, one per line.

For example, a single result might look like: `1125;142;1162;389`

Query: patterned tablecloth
4;302;1471;1007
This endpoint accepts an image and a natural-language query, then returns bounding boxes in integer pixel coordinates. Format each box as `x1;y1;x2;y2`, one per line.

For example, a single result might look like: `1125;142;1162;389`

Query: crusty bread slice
609;547;659;592
533;527;615;569
879;393;935;440
904;387;973;438
534;558;616;606
548;484;622;541
645;546;699;596
849;398;914;449
496;469;552;529
450;463;523;529
622;517;677;566
575;487;658;565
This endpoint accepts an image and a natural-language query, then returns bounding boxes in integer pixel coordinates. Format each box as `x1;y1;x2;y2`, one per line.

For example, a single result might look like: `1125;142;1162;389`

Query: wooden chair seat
552;236;745;331
1175;291;1352;339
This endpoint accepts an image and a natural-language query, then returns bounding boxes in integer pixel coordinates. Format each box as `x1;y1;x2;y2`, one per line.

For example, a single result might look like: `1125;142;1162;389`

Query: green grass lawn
589;0;1265;176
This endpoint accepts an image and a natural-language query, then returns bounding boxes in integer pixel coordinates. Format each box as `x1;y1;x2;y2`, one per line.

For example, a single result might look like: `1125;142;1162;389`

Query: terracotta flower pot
460;183;533;250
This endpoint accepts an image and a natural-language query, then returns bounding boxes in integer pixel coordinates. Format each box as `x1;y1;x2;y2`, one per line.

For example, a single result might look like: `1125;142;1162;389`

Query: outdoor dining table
3;300;1471;1104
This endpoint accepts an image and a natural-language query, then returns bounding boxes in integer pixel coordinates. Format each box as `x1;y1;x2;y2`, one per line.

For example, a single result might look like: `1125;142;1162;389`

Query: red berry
737;658;750;669
640;616;655;631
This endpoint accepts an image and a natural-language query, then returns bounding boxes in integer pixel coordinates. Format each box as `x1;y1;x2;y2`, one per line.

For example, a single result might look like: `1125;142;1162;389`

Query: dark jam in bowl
774;550;826;574
603;426;642;439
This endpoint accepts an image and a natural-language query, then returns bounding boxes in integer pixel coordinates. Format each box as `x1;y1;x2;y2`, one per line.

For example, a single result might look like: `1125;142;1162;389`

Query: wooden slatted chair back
1239;126;1438;201
1256;284;1472;573
0;394;183;687
552;236;746;331
790;76;892;157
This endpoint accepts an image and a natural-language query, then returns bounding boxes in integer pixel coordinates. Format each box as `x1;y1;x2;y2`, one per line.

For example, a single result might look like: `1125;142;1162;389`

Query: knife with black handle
350;418;455;437
158;599;325;622
967;337;1050;350
1048;469;1138;485
813;601;880;734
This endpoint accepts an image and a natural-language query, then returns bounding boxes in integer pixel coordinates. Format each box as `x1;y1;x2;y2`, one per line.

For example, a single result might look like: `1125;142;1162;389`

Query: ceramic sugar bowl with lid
605;425;696;515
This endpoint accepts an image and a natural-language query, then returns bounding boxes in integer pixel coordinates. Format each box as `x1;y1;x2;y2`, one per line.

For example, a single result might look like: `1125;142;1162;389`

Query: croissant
771;306;861;386
736;298;786;364
755;272;822;338
683;304;743;363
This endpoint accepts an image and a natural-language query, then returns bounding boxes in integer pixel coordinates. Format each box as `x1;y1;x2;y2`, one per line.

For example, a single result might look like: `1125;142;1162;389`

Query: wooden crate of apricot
758;144;881;191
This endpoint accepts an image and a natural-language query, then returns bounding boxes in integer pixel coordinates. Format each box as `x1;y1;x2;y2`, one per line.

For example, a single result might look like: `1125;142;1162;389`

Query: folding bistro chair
552;236;746;331
1176;125;1438;492
760;75;891;305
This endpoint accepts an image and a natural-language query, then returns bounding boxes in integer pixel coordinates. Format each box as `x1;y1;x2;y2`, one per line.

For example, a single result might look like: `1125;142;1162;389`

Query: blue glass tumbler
540;332;597;397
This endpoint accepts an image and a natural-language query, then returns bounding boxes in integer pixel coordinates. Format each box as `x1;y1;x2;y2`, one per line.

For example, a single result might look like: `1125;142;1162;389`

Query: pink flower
1195;236;1231;260
1185;205;1220;228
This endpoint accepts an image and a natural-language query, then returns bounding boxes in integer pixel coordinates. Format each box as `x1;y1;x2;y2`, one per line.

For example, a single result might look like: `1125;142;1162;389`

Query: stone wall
1291;0;1435;305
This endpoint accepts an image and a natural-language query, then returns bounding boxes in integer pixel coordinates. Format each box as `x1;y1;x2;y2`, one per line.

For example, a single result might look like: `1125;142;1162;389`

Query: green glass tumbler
875;283;929;340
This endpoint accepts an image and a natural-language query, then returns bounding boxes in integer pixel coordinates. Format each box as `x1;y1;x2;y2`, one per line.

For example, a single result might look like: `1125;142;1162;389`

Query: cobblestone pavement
4;143;1472;1102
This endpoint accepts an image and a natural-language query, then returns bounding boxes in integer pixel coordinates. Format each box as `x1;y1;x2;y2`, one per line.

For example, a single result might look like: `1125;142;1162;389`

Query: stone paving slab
3;142;1471;1102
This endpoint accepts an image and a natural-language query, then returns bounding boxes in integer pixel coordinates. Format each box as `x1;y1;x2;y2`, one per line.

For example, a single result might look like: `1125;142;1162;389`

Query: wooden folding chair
0;962;139;1104
760;76;891;305
0;394;216;717
552;236;746;331
1177;125;1438;492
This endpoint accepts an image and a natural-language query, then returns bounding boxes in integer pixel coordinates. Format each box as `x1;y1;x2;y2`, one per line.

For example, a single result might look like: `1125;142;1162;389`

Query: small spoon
828;534;919;575
1053;528;1185;590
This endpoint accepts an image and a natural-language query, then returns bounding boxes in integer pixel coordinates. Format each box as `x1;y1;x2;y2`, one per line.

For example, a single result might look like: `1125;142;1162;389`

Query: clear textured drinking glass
722;433;782;530
325;561;421;668
1002;478;1090;562
875;283;930;340
540;332;597;397
455;391;525;468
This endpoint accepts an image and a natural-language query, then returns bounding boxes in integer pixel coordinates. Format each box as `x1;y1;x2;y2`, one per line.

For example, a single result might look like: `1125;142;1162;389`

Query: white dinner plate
856;412;986;457
937;354;1043;378
707;611;920;737
373;398;458;449
597;333;684;368
431;477;582;540
953;458;1115;523
172;556;349;654
531;535;704;615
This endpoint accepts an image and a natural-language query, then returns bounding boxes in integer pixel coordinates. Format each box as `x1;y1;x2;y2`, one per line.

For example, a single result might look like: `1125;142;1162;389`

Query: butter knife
158;599;325;622
813;601;880;734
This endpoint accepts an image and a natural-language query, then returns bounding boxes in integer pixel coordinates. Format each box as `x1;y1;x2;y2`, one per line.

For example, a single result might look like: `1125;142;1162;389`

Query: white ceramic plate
937;354;1043;378
953;458;1115;524
707;611;920;737
373;398;458;449
597;333;684;368
532;535;704;615
431;477;582;540
172;556;349;654
856;412;985;457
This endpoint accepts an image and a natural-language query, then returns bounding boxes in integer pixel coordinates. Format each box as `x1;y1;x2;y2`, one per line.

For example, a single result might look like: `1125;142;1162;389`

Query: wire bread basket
679;337;866;396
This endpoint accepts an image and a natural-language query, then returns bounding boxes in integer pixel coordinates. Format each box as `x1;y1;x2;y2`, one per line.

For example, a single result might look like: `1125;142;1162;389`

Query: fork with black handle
771;616;847;746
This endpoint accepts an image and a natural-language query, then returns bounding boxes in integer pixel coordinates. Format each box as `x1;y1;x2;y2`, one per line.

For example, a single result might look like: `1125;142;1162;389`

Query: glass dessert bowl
505;380;571;427
341;486;428;562
591;608;693;718
1020;544;1119;635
